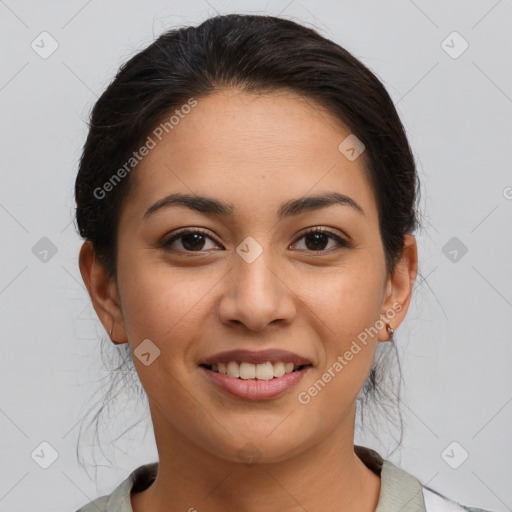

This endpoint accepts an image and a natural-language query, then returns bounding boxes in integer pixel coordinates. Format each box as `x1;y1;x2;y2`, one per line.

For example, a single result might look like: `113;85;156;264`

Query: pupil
305;233;327;251
183;233;205;250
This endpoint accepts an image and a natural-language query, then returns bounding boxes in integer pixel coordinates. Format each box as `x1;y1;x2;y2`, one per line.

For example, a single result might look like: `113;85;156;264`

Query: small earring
386;323;394;341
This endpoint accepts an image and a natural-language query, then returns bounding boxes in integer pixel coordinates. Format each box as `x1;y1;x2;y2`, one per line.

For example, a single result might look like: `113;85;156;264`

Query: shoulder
75;495;109;512
355;445;495;512
73;462;158;512
422;486;495;512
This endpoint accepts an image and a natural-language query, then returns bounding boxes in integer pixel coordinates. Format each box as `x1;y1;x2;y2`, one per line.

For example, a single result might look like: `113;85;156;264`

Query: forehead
122;89;377;226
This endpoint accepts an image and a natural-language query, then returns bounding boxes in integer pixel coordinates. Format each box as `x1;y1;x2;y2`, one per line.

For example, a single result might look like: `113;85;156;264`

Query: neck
131;405;381;512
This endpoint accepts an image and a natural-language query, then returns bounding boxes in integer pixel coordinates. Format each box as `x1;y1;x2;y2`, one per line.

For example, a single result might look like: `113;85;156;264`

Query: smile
199;363;312;400
201;361;310;380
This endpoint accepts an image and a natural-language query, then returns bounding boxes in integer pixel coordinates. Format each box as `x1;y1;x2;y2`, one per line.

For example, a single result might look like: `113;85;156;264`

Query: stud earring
386;323;394;341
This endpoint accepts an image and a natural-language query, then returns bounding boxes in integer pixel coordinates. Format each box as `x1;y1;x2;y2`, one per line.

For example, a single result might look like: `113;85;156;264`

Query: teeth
273;361;285;378
210;361;305;380
240;362;256;379
227;361;239;378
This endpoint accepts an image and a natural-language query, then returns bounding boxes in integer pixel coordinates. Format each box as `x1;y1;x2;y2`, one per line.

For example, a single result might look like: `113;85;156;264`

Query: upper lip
199;349;313;366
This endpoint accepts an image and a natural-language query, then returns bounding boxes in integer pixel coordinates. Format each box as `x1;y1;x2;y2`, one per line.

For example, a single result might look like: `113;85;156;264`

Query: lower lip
200;365;312;400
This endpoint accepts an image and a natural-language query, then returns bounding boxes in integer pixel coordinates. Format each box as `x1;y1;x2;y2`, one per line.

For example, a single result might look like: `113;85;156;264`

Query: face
91;88;415;464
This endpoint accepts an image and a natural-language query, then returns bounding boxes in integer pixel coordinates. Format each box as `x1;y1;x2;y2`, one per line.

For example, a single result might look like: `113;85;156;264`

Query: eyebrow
143;191;365;221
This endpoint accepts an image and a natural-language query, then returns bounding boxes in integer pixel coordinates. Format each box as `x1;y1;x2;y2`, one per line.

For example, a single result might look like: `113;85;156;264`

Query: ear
378;233;418;342
78;241;128;344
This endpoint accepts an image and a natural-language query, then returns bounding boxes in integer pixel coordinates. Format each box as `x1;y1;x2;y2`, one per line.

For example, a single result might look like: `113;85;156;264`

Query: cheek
298;278;380;413
307;263;383;335
307;265;382;381
116;261;207;401
117;256;216;356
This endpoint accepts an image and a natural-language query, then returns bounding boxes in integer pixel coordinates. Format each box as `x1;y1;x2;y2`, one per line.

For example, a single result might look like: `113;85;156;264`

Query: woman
74;13;493;512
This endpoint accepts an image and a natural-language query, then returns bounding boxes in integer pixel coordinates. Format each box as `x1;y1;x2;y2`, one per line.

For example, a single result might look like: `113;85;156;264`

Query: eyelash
160;227;351;254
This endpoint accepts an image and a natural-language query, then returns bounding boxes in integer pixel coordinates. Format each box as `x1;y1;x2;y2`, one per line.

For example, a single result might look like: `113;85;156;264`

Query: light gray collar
355;444;426;512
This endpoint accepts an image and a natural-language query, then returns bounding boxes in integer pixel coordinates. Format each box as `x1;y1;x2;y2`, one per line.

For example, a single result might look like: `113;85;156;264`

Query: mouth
199;362;313;400
198;348;314;399
199;361;313;380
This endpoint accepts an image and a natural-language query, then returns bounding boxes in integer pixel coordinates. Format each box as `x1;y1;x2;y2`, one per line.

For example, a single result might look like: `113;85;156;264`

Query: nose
217;249;297;332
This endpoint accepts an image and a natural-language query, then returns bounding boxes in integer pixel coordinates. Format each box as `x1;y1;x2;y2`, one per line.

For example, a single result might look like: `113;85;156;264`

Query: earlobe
378;234;418;342
78;241;127;344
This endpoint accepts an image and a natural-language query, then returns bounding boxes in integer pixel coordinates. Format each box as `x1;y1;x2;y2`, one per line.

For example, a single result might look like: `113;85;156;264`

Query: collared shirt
75;445;494;512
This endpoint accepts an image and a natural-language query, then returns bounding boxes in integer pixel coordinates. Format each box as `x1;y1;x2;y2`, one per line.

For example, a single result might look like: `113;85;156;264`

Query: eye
160;226;351;255
160;228;221;253
291;227;350;252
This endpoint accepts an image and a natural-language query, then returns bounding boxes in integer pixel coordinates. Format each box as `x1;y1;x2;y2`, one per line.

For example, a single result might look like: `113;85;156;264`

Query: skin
79;88;418;512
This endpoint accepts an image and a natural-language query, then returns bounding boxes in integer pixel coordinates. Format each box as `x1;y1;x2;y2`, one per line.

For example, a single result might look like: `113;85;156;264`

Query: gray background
1;0;511;511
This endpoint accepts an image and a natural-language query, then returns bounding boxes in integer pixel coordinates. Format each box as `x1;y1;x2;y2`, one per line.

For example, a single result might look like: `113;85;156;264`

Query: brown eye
292;227;350;252
161;229;220;252
160;227;350;255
